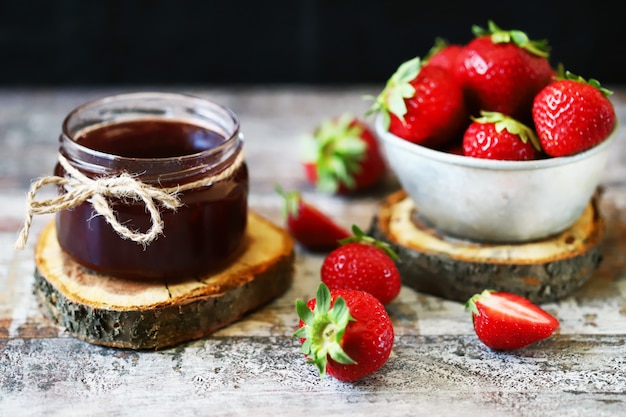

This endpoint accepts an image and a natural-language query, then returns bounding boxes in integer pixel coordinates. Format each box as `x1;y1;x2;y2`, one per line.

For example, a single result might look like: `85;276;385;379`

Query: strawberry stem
301;114;367;193
338;224;400;261
562;70;614;97
471;111;542;152
464;289;495;316
424;37;449;64
472;20;550;58
275;183;301;219
365;57;421;129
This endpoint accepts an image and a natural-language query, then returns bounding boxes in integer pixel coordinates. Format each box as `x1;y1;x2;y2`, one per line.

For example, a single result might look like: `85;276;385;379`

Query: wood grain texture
369;190;604;303
1;87;626;417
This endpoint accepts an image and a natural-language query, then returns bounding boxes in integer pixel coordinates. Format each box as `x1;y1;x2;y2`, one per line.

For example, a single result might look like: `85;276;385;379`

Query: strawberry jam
55;93;248;280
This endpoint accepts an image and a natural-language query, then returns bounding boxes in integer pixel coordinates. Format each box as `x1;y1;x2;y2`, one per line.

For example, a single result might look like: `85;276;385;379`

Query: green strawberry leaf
316;281;331;312
293;282;357;380
338;224;400;261
275;183;301;219
380;111;391;133
365;57;421;129
472;20;550;58
295;298;315;326
464;289;495;316
424;37;449;63
301;113;368;193
563;70;614;97
388;84;414;117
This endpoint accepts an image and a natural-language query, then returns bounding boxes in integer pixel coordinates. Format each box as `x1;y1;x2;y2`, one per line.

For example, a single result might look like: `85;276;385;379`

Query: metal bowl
375;116;617;243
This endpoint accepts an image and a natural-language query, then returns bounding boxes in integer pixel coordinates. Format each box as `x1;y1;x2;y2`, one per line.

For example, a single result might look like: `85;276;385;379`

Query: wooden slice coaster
369;190;604;304
34;211;294;350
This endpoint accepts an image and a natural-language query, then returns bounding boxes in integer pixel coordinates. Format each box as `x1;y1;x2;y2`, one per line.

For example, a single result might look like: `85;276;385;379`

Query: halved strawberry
301;114;386;194
465;290;560;351
276;184;351;252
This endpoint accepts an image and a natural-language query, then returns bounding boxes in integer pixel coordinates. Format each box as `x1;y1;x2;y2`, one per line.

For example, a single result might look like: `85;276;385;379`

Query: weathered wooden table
1;87;625;417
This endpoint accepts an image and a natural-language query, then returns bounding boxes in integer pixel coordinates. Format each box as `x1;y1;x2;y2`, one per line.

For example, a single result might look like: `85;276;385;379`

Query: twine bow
14;151;244;250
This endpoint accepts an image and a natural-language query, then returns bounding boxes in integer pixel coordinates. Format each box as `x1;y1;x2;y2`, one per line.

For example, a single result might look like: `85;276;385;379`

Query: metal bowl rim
375;115;619;171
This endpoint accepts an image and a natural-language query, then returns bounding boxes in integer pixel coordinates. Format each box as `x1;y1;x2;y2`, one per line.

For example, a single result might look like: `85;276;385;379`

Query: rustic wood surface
1;86;626;417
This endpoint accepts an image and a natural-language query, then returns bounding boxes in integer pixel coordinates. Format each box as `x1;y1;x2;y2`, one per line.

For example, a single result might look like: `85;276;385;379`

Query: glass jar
54;92;248;280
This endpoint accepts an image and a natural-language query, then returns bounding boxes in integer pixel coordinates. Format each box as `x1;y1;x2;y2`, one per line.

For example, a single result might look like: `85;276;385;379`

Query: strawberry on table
456;20;553;122
294;282;395;382
465;290;560;351
366;56;467;149
301;114;386;194
532;71;616;157
321;225;401;305
463;111;542;161
276;184;351;252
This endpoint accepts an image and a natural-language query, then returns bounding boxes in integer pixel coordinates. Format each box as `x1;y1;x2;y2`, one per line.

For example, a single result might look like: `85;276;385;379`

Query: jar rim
61;91;241;164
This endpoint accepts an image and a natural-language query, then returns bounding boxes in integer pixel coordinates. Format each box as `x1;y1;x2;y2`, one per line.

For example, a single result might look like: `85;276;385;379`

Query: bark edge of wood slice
34;211;295;350
369;190;604;304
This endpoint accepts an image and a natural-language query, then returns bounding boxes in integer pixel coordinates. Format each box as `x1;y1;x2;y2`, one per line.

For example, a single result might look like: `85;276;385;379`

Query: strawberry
532;71;616;157
294;282;394;382
423;37;464;76
456;20;553;122
301;114;386;194
366;56;467;149
462;111;542;161
321;225;401;305
465;290;560;351
276;185;350;252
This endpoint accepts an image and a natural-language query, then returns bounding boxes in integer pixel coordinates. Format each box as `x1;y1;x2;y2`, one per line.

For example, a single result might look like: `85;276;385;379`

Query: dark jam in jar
75;119;227;158
55;93;248;280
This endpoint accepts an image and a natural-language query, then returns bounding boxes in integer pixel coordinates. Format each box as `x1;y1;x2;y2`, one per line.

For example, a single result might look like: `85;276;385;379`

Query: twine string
14;151;244;250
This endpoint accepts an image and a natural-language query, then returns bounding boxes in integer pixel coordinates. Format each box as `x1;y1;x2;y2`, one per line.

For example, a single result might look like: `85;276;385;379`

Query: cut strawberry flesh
478;294;556;325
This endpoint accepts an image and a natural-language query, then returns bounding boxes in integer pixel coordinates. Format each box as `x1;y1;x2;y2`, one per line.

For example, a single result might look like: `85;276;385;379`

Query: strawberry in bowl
456;20;553;123
366;56;467;150
533;71;617;157
462;111;542;161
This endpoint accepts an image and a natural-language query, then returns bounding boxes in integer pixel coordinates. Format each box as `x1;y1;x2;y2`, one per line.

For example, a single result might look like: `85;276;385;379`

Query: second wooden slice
369;190;604;304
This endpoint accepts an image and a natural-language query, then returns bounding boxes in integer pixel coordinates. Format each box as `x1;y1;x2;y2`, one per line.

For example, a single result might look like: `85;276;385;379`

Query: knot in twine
14;151;245;250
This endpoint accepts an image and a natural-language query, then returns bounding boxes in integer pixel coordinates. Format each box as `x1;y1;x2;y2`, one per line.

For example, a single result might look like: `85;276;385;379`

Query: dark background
1;0;624;87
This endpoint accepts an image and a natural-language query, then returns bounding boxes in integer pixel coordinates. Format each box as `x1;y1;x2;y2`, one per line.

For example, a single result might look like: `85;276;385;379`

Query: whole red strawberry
295;282;395;382
367;56;467;149
276;184;350;252
302;114;386;194
321;225;401;305
463;111;542;160
456;21;553;122
423;37;464;76
532;71;616;157
465;290;560;351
